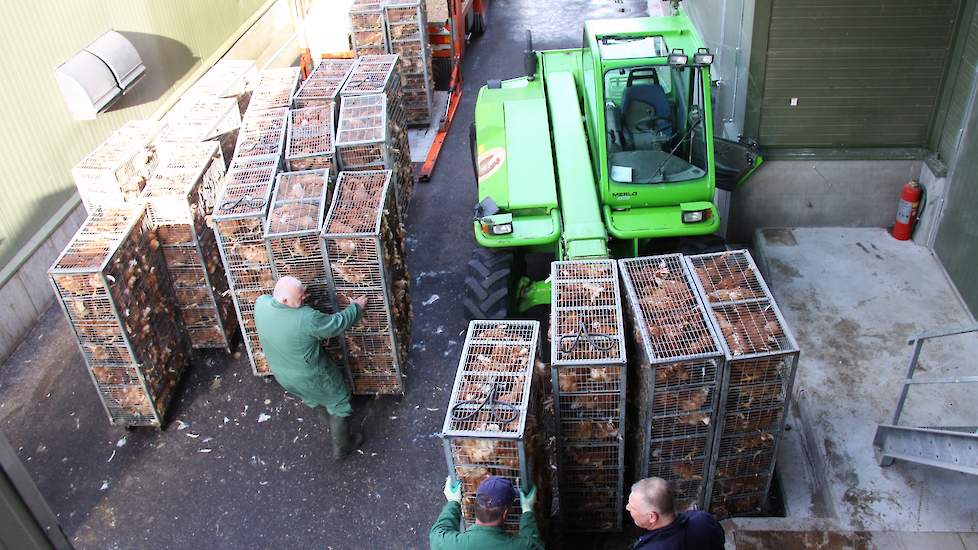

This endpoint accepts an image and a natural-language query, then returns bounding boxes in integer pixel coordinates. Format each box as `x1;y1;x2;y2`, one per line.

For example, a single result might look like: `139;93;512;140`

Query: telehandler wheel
463;248;513;320
472;10;487;36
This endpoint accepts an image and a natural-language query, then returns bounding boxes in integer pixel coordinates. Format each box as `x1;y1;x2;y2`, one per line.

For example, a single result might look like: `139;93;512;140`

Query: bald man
626;477;725;550
254;276;368;460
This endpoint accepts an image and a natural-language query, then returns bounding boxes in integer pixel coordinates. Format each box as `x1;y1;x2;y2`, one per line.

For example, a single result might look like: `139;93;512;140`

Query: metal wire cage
549;260;627;531
285;106;335;172
384;0;434;125
341;54;402;98
185;59;256;107
442;320;543;533
233;107;289;162
684;250;800;518
49;206;190;427
248;67;301;113
349;0;388;55
335;93;412;220
72;120;161;212
292;58;355;111
618;254;726;512
157;96;241;164
321;170;409;394
212;157;280;375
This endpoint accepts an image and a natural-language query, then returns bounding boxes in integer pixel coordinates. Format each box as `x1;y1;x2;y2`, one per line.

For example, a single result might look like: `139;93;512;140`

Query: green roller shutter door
755;0;961;150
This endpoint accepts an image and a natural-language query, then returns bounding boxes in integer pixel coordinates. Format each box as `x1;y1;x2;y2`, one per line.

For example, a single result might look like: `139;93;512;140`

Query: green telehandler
464;6;763;319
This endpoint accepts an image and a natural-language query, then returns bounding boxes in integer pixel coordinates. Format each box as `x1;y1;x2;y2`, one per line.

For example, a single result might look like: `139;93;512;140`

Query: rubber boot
328;414;364;460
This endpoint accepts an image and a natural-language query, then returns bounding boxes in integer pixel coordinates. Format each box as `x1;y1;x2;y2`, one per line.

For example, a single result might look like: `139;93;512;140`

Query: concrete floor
755;228;978;533
0;1;651;549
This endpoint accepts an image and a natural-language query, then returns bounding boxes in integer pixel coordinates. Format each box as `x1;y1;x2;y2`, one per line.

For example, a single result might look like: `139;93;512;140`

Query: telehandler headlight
682;209;712;224
694;48;714;65
479;213;514;235
668;48;688;67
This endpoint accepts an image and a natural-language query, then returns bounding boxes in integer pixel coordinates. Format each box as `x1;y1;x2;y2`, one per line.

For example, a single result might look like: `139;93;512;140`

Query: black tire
463;248;513;320
472;10;487;36
678;235;728;255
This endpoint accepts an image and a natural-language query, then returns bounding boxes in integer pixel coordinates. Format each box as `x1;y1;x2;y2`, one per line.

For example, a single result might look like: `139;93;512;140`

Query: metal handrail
890;324;978;426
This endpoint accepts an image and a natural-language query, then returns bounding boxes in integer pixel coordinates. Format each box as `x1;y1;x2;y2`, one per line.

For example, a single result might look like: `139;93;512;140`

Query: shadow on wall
109;31;200;111
0;187;78;272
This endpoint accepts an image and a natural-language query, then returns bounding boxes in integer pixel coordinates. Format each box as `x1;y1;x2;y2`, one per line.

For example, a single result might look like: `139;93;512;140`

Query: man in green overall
429;475;544;549
254;276;367;460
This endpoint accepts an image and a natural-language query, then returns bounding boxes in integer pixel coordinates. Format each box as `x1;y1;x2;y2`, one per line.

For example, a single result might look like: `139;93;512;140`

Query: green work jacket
429;502;544;550
254;295;360;409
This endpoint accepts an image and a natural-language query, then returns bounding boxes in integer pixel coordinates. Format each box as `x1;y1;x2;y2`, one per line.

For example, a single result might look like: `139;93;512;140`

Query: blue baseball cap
475;476;518;508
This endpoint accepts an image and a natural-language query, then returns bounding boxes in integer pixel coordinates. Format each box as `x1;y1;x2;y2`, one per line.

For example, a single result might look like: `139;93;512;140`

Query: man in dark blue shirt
626;477;725;550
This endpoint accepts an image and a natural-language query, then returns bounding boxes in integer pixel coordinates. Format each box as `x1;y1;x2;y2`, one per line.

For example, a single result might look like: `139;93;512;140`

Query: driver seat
622;70;673;150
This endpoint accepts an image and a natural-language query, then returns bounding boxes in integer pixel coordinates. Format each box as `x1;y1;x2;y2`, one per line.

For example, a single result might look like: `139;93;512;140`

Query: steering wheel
634;115;672;133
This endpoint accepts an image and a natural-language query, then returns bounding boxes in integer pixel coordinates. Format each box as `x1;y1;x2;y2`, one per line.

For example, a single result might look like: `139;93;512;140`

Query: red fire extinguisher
891;180;921;241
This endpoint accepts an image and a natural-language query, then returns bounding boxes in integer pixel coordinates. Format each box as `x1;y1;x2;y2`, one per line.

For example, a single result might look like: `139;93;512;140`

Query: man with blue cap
429;475;544;549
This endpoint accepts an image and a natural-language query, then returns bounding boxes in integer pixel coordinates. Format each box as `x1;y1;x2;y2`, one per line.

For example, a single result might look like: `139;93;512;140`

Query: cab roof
585;14;705;62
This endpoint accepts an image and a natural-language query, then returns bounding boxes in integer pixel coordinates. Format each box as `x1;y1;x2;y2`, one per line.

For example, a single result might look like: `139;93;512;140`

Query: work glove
520;485;537;513
444;476;462;503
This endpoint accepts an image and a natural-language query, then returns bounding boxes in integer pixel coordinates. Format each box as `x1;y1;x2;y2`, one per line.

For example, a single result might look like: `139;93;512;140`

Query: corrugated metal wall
0;0;266;269
753;0;960;150
936;2;978;162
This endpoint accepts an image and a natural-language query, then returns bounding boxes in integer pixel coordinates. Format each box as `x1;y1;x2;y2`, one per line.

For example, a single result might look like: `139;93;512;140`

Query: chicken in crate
349;0;388;56
441;320;548;534
264;169;347;372
291;58;355;111
157;96;242;169
321;170;410;395
234;107;289;163
247;67;301;113
72;120;161;212
185;59;256;115
141;141;236;351
384;0;435;125
684;250;800;518
212;155;280;375
49;206;190;427
549;260;627;531
285;106;335;172
618;254;726;511
335;93;412;220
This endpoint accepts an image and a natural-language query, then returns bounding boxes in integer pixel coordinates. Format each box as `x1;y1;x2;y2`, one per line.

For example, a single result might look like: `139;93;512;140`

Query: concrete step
722;518;978;550
873;424;978;474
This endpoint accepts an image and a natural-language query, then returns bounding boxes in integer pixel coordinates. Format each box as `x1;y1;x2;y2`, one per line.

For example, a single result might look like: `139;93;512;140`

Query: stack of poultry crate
321;170;409;394
618;254;725;511
685;250;799;518
233;107;289;166
157;96;241;168
72;120;161;212
49;206;189;427
141;142;236;351
291;58;355;113
384;0;434;125
550;260;627;532
285;106;334;172
264;169;346;369
441;320;547;534
336;80;412;219
248;67;301;113
186;59;256;114
340;54;406;129
349;0;388;56
212;155;280;375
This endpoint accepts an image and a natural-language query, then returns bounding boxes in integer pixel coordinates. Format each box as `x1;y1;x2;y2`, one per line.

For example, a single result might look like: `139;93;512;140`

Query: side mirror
524;30;537;81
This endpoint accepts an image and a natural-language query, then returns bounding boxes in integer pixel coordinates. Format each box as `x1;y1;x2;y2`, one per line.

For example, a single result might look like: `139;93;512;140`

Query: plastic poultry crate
350;0;388;56
321;170;409;395
233;107;289;163
619;254;726;511
248;67;301;113
441;320;547;534
684;250;800;518
550;260;627;531
141;142;236;351
285;106;335;172
49;206;190;427
335;93;412;219
72;120;161;212
292;58;355;111
212;156;280;375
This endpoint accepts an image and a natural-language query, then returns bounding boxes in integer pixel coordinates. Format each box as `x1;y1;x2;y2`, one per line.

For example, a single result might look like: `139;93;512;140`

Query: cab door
714;136;763;191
